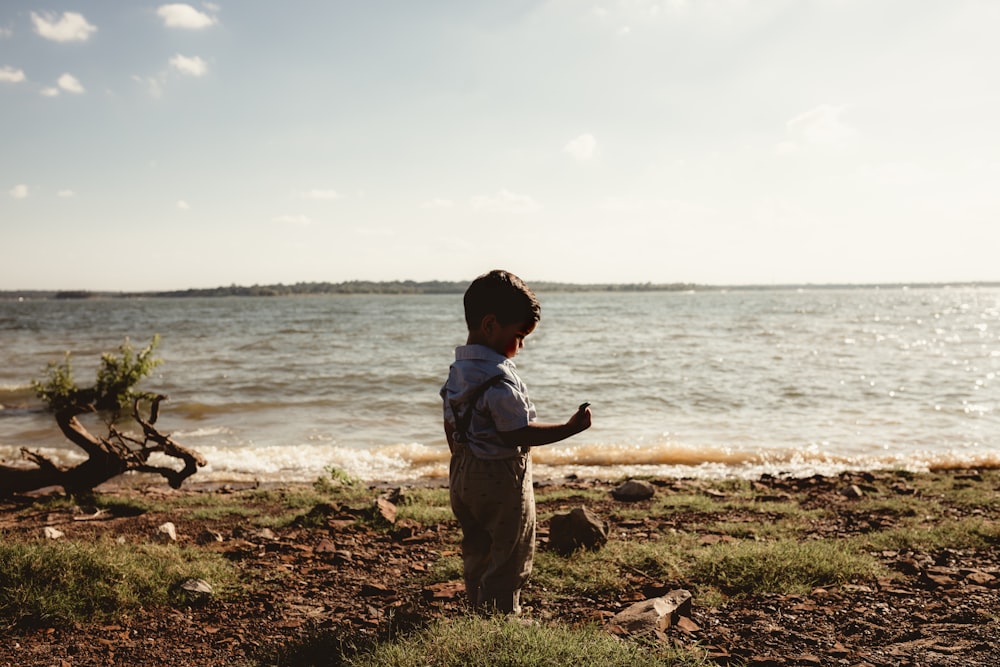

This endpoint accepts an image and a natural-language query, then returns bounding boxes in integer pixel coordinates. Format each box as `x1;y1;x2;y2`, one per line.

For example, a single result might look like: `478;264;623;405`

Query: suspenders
449;374;505;445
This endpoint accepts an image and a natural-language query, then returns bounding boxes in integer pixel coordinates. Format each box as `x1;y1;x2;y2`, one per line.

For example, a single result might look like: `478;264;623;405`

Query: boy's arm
498;407;591;448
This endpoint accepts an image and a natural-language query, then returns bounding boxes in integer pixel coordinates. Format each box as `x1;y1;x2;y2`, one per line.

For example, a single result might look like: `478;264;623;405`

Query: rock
251;527;277;541
196;529;224;545
964;570;996;586
391;519;422;542
548;506;609;555
839;484;864;499
608;590;693;634
373;497;397;524
423;581;464;601
177;578;213;604
43;526;64;540
675;615;701;633
611;479;655;502
293;502;338;527
892;557;921;575
921;567;957;588
315;538;339;554
156;521;178;542
233;525;277;541
360;582;396;598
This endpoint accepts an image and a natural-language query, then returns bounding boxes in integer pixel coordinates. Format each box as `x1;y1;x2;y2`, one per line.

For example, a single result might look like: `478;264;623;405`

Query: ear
480;313;497;334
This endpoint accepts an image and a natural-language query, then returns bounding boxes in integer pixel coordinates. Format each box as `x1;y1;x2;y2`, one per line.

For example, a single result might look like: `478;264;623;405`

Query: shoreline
2;467;998;666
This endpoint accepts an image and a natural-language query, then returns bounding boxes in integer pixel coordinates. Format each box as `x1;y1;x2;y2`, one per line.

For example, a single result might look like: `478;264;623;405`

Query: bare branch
3;342;206;498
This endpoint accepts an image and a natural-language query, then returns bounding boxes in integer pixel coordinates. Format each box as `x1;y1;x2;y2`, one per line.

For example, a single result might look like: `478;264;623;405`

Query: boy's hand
568;403;592;433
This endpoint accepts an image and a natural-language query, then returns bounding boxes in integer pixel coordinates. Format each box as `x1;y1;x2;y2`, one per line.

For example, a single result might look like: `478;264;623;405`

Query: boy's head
464;270;540;358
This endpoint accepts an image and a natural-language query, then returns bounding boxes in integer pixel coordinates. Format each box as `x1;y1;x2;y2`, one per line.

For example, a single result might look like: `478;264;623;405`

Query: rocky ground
1;470;998;667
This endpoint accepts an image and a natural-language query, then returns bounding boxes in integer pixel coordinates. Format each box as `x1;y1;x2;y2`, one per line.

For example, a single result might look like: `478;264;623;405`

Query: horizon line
3;278;1000;298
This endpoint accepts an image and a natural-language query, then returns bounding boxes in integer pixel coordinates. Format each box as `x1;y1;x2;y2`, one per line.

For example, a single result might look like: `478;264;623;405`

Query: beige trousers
449;445;536;615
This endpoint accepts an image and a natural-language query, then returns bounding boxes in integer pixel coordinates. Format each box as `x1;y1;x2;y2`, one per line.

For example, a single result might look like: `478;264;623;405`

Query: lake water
1;287;998;484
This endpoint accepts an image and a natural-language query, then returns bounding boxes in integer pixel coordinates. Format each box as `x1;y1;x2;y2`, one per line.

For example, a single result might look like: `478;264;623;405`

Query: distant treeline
3;280;999;301
152;280;700;298
1;281;698;300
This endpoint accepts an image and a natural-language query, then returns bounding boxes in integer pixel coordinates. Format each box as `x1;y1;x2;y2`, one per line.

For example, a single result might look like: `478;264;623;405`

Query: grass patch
532;538;687;598
690;538;882;597
0;539;239;628
535;487;608;506
858;517;1000;553
427;553;464;584
343;615;711;667
396;487;453;525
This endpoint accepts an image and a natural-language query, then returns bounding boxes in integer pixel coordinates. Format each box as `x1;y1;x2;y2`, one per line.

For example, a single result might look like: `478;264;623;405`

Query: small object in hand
578;402;591;411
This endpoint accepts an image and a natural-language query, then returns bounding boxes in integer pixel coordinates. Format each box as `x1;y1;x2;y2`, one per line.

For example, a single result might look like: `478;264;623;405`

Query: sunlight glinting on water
2;288;998;482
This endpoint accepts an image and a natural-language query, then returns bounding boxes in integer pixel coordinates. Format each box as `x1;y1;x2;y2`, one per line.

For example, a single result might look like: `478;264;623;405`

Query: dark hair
463;269;541;330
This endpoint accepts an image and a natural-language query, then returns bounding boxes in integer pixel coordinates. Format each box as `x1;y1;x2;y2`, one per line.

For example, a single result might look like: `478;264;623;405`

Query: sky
1;1;999;291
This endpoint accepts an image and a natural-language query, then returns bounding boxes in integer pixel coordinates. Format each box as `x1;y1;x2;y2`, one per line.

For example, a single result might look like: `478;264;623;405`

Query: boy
440;269;592;615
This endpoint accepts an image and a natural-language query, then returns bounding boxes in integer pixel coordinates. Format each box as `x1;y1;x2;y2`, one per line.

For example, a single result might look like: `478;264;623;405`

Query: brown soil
1;470;998;667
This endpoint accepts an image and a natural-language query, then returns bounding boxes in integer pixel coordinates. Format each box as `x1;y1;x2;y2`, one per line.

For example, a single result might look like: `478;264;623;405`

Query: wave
0;384;39;408
43;440;988;487
4;437;996;489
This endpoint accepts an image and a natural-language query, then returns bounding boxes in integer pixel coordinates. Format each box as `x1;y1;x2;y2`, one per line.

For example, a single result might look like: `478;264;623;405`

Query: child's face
488;319;536;359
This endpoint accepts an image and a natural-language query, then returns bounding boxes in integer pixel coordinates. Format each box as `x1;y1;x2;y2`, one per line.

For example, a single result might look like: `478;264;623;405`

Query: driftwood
0;395;205;497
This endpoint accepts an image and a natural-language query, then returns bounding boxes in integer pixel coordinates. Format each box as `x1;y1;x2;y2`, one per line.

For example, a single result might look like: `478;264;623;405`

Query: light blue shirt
441;344;536;459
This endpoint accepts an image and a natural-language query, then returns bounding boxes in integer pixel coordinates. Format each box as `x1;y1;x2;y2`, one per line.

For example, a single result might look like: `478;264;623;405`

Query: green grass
689;538;883;597
344;615;711;667
857;516;1000;552
0;538;239;628
6;467;997;662
264;615;712;667
531;537;689;599
427;552;464;584
534;487;608;506
704;509;824;540
396;487;453;524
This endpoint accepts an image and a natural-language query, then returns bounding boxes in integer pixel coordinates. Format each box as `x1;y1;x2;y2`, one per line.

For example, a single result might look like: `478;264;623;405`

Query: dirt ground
1;470;998;667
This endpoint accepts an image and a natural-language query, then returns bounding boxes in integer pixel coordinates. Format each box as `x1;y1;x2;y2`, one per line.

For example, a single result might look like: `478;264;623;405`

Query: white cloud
0;26;12;39
9;184;29;199
57;73;85;94
299;189;341;200
273;214;313;225
157;4;218;29
855;161;931;187
420;198;455;209
783;104;856;148
31;11;97;42
470;189;540;214
773;140;798;156
600;196;716;219
176;200;190;210
564;133;597;161
40;87;59;97
169;54;208;77
354;226;394;238
0;66;25;83
57;189;76;198
133;74;164;98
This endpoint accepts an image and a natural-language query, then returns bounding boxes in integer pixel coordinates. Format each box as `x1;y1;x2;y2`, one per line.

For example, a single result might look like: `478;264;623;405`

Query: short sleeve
483;378;535;433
